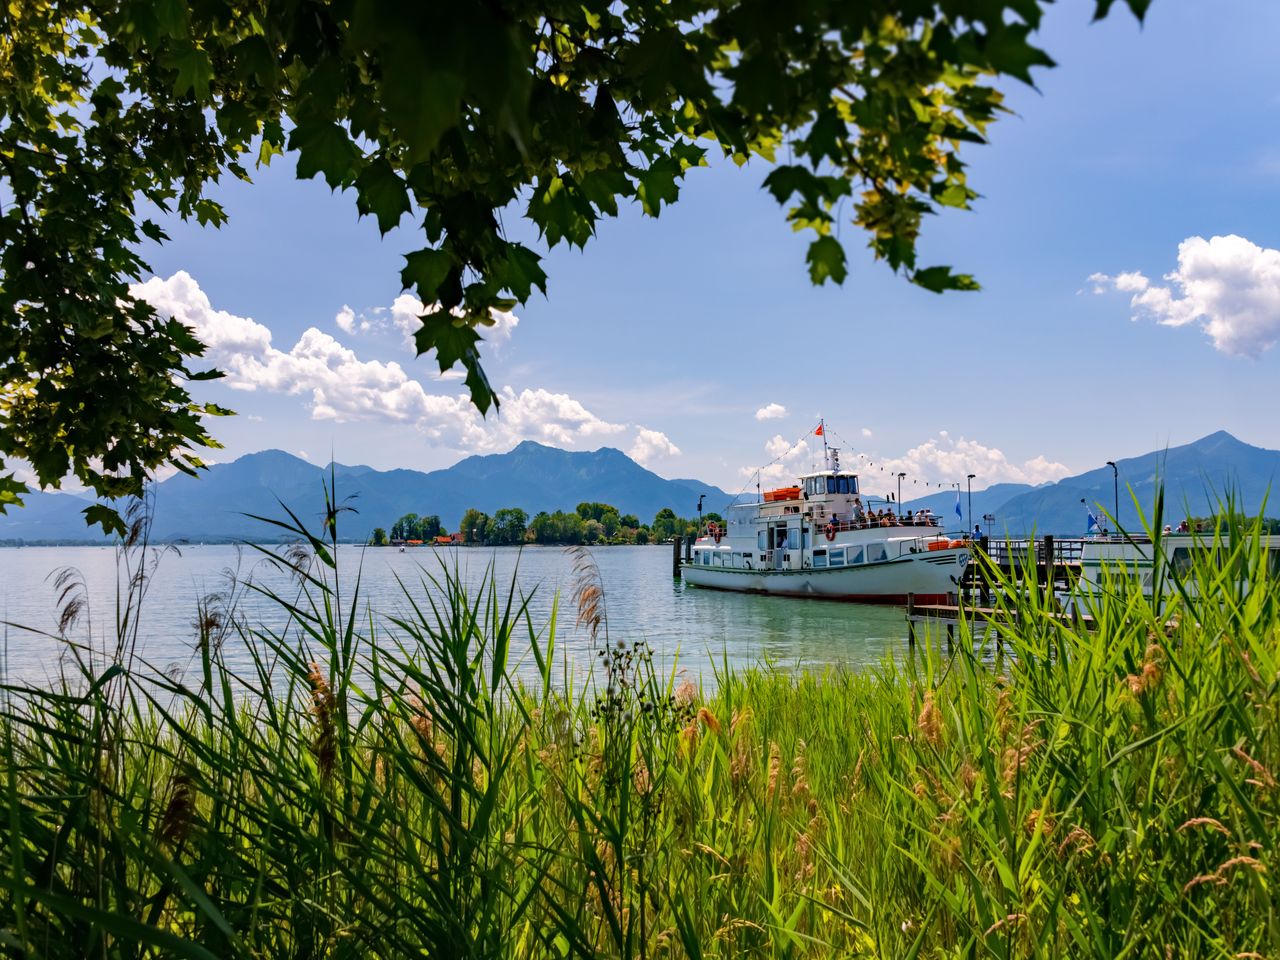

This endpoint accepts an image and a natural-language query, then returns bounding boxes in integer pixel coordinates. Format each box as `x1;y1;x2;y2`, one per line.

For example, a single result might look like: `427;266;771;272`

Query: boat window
701;552;711;566
849;476;859;494
1171;545;1230;577
1171;547;1192;576
848;546;864;564
866;542;888;563
837;477;850;494
829;548;845;566
787;528;801;550
802;529;810;549
827;477;837;495
758;530;766;552
814;550;828;568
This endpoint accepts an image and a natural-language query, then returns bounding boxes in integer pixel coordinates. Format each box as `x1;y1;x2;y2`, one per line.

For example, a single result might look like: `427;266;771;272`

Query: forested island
369;502;717;546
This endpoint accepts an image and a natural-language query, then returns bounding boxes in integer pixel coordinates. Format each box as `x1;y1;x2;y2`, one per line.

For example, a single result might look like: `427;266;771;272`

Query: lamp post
896;472;906;513
966;474;976;534
1105;461;1118;528
697;494;706;537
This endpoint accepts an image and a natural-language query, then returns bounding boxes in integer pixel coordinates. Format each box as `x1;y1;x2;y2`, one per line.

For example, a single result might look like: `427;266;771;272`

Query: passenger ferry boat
682;459;970;604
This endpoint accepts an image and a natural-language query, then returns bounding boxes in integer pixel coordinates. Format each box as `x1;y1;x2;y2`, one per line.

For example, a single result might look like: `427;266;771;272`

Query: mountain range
1;430;1276;544
0;442;731;544
903;430;1279;535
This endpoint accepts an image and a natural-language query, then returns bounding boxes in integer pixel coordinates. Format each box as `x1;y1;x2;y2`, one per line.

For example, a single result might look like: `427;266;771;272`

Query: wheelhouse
801;473;860;497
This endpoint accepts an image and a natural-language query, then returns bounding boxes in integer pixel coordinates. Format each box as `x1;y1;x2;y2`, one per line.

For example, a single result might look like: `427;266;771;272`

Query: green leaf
193;198;228;227
979;23;1055;85
499;244;547;301
578;167;633;218
401;248;458;304
355;159;411;235
527;176;596;247
380;35;464;162
412;313;496;413
167;42;214;98
763;165;819;205
806;236;847;285
0;474;28;512
1094;0;1152;21
636;157;681;216
911;265;981;293
83;504;128;538
290;121;360;189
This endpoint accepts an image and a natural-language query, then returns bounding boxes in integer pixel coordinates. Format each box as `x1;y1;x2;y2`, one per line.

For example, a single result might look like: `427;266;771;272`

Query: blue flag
1087;511;1099;534
954;489;963;522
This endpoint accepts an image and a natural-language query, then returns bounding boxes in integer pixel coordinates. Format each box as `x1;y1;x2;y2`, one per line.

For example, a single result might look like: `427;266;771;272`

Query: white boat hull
681;550;967;604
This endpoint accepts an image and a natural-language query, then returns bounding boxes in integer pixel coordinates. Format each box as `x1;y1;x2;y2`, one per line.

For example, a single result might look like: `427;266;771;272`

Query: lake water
0;544;914;688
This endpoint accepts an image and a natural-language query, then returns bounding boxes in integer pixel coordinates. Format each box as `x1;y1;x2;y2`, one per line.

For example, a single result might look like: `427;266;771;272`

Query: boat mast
820;418;829;469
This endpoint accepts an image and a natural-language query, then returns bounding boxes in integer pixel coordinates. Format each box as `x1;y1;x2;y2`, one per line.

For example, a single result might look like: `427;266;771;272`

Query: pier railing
981;537;1088;566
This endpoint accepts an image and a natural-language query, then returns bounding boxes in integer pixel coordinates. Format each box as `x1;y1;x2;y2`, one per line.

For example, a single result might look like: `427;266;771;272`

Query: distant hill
902;482;1038;528
995;431;1280;535
0;442;733;544
904;431;1280;536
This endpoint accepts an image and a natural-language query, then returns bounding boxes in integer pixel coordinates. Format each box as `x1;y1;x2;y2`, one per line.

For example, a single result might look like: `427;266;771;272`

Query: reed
1;495;1277;957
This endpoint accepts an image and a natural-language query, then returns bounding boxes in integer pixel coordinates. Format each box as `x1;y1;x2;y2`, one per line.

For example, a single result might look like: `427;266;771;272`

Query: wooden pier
908;535;1099;648
905;593;1097;649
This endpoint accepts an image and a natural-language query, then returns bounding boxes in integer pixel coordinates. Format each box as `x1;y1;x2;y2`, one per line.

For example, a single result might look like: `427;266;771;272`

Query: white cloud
861;427;873;438
335;305;356;334
741;435;823;485
876;434;1070;487
131;271;660;458
1091;234;1280;355
738;430;1067;493
365;294;520;353
629;428;681;466
754;402;787;421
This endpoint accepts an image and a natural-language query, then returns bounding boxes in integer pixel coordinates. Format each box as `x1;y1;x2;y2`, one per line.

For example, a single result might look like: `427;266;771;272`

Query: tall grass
1;496;1277;957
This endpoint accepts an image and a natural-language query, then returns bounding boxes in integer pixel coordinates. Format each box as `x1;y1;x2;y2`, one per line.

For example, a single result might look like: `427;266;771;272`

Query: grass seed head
307;662;337;780
917;688;942;747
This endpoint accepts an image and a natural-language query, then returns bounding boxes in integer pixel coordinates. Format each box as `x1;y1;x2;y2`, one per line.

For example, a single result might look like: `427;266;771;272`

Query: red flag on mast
814;422;824;437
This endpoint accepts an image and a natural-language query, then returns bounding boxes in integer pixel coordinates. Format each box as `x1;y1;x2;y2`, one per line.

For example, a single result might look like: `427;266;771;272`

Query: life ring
824;523;836;542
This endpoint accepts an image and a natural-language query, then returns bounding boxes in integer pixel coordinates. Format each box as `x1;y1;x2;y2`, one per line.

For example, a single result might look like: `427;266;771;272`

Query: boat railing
822;516;943;534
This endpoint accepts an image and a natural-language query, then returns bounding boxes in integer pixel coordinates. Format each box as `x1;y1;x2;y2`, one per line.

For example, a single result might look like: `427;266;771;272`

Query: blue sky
137;0;1280;495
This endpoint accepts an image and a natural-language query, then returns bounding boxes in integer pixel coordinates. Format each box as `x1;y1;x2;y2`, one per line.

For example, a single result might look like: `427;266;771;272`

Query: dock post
906;593;916;650
1043;534;1056;607
979;535;990;605
684;535;692;564
672;536;682;578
